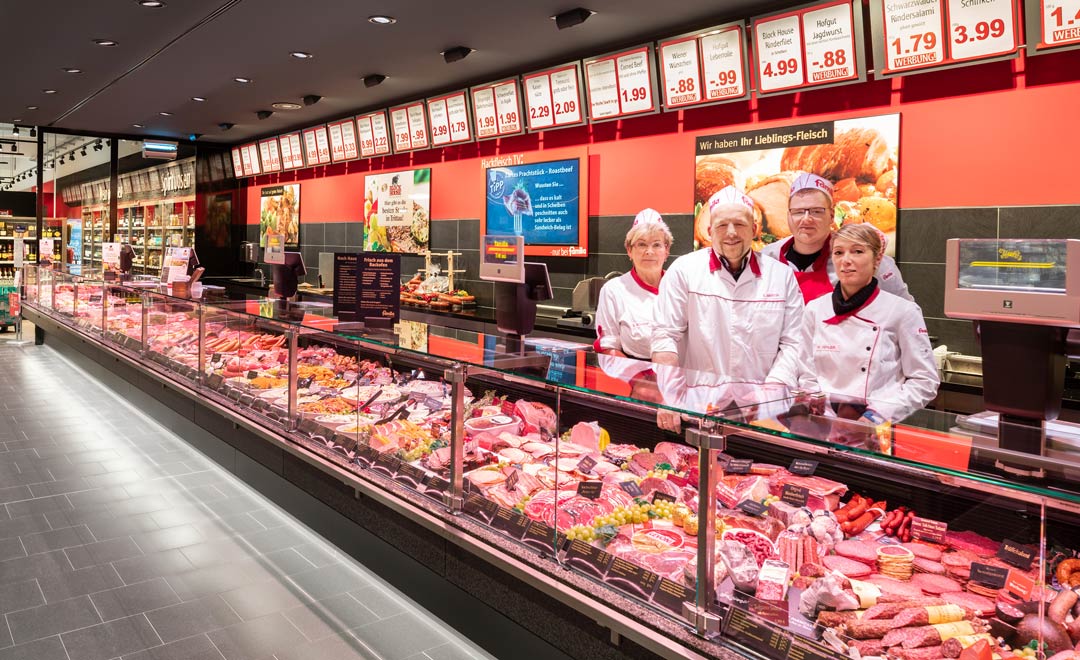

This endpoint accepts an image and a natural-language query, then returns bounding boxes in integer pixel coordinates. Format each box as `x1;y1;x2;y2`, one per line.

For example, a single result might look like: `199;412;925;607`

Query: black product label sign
786;637;848;660
911;517;948;543
780;484;810;508
207;373;224;389
750;598;790;628
464;493;499;523
652;577;691;615
297;419;320;436
998;539;1036;570
577;481;603;500
297;377;314;389
371;452;400;478
738;499;768;517
88;294;102;303
211;353;222;363
651;491;677;504
394;463;425;489
727;459;753;474
970;562;1009;589
355;444;377;467
576;455;597;474
491;507;530;539
605;557;660;601
521;520;561;554
724;606;793;659
789;459;818;476
505;469;519;491
564;539;613;579
421;474;449;495
620;480;644;497
246;370;258;380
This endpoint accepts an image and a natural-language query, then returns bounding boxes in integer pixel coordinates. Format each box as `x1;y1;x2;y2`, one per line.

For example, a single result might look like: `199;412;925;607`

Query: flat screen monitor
479;235;525;283
272;251;306;299
483;154;587;258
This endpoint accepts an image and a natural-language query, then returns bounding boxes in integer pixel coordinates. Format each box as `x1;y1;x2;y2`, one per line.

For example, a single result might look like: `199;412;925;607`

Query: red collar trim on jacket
630;268;662;295
709;249;760;277
777;235;831;272
823;287;881;325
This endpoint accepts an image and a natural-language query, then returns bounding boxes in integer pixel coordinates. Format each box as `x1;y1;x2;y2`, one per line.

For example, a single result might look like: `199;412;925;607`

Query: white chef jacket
804;287;939;421
651;248;808;389
595;269;661;360
760;237;913;302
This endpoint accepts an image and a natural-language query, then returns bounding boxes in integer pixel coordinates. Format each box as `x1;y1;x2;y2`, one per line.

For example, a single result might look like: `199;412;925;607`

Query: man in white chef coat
651;186;809;429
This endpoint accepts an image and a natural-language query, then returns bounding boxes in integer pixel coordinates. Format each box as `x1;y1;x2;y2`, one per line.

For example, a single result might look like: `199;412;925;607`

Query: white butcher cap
789;172;835;199
706;186;755;213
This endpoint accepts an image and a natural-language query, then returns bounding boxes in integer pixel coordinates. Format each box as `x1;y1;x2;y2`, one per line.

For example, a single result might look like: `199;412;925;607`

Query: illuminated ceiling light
192;96;206;102
289;51;313;59
26;105;38;110
363;74;387;88
93;39;118;46
63;67;82;74
553;7;594;30
441;46;473;64
132;123;144;128
43;89;57;94
137;0;165;6
159;111;172;116
271;102;302;110
368;15;395;24
233;76;252;83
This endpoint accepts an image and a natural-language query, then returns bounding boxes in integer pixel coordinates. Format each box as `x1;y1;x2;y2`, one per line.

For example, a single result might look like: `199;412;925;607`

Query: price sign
356;111;391;157
754;12;805;93
288;133;305;168
302;128;320;165
328;122;346;162
313;126;331;164
701;27;748;102
258;141;273;172
659;37;703;107
879;0;947;72
406;103;429;150
278;136;294;170
472;86;498;138
523;64;584;131
390;107;410;152
585;46;657;120
235;147;249;178
802;1;859;84
339;120;359;160
946;0;1019;61
248;144;262;175
998;538;1036;570
494;81;522;135
262;139;282;172
427;91;472;146
279;133;303;170
1039;0;1080;48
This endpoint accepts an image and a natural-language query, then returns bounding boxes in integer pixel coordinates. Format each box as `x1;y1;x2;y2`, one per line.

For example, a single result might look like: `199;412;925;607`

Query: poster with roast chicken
693;114;899;256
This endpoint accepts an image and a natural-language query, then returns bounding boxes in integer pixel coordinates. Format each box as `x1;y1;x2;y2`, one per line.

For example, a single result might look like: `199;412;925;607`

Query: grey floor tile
38;564;124;602
0;578;44;614
0;549;72;586
84;514;160;540
165;562;267;602
272;632;379;660
6;594;102;644
206;612;307;660
0;538;24;563
5;494;73;519
220;579;309;621
0;612;10;648
291;543;345;568
144;594;242;643
237;526;309;555
108;495;173;517
67;485;134;508
150;505;211;530
255;548;316;576
349;586;408;619
47;462;110;480
120;633;226;660
28;477;92;498
89;577;181;621
0;515;52;541
287;564;371;601
66;536;144;570
21;525;97;555
113;549;195;584
351;612;450;660
131;524;205;554
282;593;380;641
0;485;32;505
61;613;163;660
0;636;70;660
191;513;266;539
202;498;265;518
180;539;257;570
424;643;489;660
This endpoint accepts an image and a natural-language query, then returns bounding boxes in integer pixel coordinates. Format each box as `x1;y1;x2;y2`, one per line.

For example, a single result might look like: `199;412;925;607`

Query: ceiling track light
218;122;235;131
30;127;36;137
363;74;387;88
81;148;87;156
302;94;322;106
10;127;17;136
553;7;594;30
256;110;274;120
63;67;81;74
442;46;473;64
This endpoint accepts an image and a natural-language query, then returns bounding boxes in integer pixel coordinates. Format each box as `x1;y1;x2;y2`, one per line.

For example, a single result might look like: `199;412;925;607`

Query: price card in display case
522;63;585;131
659;23;749;109
302;128;321;165
230;147;243;177
356;111;392;157
584;45;659;121
388;103;429;152
239;144;253;177
279;133;302;170
945;0;1020;62
876;0;948;74
259;139;281;172
339;119;359;160
406;103;430;150
1032;0;1080;50
471;79;524;140
427;91;472;146
313;125;332;164
801;0;860;84
258;141;273;172
328;122;346;162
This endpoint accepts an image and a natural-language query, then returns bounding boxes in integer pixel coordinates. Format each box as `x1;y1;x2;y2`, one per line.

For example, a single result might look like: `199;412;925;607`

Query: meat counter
20;264;1080;660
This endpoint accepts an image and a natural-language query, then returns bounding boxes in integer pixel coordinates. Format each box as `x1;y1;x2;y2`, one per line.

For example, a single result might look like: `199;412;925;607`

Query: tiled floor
0;340;496;660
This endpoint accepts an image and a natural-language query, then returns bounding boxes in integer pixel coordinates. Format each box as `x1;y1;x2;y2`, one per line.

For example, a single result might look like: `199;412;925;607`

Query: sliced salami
865;576;926;599
835;539;879;564
911;573;962;595
939;591;995;617
914;558;946;575
823;554;872;577
902;543;943;561
944;530;997;557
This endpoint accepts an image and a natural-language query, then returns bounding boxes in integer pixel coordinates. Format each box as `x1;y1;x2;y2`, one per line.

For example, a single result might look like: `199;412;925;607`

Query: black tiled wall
896;205;1080;357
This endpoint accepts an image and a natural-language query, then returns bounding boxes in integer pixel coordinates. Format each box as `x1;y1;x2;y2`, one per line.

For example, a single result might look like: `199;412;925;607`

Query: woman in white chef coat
804;223;939;423
594;208;673;360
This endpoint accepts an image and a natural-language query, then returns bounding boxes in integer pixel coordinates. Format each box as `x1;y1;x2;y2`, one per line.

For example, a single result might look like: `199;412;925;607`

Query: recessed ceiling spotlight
234;77;252;83
191;96;206;102
289;51;313;59
63;67;82;74
93;39;118;46
368;15;396;24
137;0;165;6
133;123;144;128
441;46;473;64
271;102;303;110
43;89;57;94
363;74;387;88
159;111;173;116
26;106;38;110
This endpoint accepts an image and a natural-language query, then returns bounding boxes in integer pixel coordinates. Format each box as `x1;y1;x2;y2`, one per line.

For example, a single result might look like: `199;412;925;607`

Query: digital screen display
958;239;1067;293
483;235;522;266
485;158;580;246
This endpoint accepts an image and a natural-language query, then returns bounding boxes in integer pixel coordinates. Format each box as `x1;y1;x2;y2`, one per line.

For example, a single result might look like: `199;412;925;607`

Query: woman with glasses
594;209;673;359
761;172;911;303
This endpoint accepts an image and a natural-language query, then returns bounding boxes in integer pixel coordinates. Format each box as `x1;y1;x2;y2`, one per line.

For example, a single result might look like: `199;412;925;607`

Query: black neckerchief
832;277;878;316
785;242;821;271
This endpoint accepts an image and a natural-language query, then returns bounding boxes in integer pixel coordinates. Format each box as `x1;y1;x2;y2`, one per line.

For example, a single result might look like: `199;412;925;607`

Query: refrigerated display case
19;263;1080;660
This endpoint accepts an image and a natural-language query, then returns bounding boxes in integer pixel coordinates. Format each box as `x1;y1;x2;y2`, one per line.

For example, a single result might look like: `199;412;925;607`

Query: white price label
266;139;282;171
445;93;470;142
524;73;555;129
660;38;703;107
881;0;947;72
701;27;747;100
390;107;411;151
278;137;294;170
406;103;429;149
802;2;858;84
340;120;358;160
549;67;583;125
1042;0;1080;46
947;0;1018;61
493;81;521;133
370;113;391;155
328;123;345;162
233;148;245;177
258;141;272;171
288;134;304;167
755;14;805;92
472;87;498;138
302;130;318;165
357;116;375;157
314;127;331;164
586;58;620;119
428;99;451;146
247;145;262;175
616;49;654;114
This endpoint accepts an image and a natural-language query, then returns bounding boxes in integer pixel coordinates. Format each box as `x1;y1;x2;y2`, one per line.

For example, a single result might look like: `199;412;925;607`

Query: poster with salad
363;168;431;254
259;185;300;248
693;114;899;256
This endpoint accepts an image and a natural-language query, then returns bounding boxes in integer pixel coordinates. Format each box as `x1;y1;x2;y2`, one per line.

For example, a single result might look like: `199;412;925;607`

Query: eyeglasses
631;241;666;252
789;207;830;219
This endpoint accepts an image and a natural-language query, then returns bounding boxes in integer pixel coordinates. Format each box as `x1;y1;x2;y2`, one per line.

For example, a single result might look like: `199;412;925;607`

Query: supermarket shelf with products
18;263;1080;660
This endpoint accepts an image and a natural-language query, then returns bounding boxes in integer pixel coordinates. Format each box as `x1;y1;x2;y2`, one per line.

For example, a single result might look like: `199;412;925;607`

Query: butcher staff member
761;172;911;303
651;186;807;388
594;209;673;359
803;223;939;423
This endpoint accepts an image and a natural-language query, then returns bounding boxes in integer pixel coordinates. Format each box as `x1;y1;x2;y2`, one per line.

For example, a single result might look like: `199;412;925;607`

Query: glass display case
19;263;1080;660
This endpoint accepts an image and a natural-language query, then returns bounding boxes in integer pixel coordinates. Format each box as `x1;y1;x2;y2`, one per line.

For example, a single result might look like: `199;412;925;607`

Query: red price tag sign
278;136;295;170
265;139;282;171
328;122;346;162
881;0;947;72
946;0;1019;61
302;129;319;166
585;58;620;119
390;107;411;152
356;112;391;157
472;86;499;138
339;120;358;160
246;144;262;175
230;148;243;177
802;0;859;84
427;92;472;146
523;72;555;129
754;13;806;93
405;103;429;150
701;26;747;101
313;126;332;164
428;98;451;146
1040;0;1080;47
659;37;703;107
493;81;521;134
288;133;304;168
258;141;272;172
585;46;656;120
523;64;583;130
